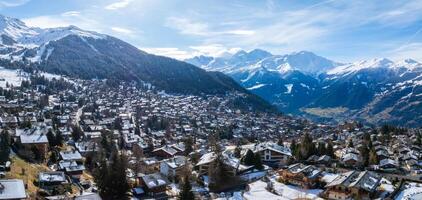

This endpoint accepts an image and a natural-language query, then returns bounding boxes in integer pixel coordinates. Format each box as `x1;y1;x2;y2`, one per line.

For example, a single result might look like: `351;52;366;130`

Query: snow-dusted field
395;183;422;200
243;180;323;200
0;67;27;88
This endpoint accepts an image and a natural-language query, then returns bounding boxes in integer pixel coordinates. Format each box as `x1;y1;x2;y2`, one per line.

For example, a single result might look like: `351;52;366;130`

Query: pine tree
95;150;130;200
71;125;83;142
348;139;354;148
317;142;327;156
277;138;284;146
47;130;57;147
55;130;64;147
326;141;334;158
254;153;263;170
368;149;379;165
179;175;194;200
359;145;369;167
0;130;10;164
242;149;255;166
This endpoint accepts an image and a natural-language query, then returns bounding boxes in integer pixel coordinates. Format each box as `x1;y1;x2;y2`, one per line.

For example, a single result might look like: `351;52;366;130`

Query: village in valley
0;69;421;200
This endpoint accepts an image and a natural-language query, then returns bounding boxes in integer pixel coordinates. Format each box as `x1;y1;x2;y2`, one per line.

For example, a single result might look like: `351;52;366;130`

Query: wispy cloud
166;17;255;37
141;44;242;60
111;27;133;34
141;47;193;60
389;42;422;61
61;11;81;17
0;0;29;7
105;0;133;10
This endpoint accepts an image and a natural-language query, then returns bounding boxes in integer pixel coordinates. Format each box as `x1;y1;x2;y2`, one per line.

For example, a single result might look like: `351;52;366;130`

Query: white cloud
105;0;134;10
23;16;72;28
22;13;103;33
189;44;241;57
61;11;81;17
141;47;193;60
141;44;242;60
389;42;422;62
165;17;210;36
111;27;133;34
166;17;255;37
0;0;29;7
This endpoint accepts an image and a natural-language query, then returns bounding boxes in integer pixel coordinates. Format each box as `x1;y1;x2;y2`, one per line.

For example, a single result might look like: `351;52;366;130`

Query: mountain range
0;15;274;112
186;50;422;127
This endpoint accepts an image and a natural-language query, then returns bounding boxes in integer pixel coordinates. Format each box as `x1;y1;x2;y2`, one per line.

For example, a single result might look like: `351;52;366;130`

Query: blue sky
1;0;422;62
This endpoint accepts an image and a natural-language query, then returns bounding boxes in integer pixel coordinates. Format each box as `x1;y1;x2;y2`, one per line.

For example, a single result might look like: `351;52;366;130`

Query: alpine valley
186;50;422;127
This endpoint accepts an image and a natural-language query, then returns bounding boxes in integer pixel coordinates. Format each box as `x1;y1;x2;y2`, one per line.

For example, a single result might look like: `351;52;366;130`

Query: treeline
290;133;335;161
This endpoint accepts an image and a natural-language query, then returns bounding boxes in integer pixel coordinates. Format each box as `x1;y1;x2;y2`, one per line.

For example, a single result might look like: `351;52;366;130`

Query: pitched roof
0;179;26;200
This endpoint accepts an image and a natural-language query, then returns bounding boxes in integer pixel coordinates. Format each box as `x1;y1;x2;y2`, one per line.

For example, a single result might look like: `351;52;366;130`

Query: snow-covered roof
243;142;291;156
59;150;83;161
0;179;26;199
326;171;381;192
38;171;67;183
141;173;169;189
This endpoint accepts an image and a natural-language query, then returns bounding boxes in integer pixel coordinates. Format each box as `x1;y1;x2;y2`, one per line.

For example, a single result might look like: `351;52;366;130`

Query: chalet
243;142;292;167
323;171;381;200
38;171;68;190
75;141;99;156
139;173;169;197
152;146;180;159
139;157;160;174
0;179;26;200
278;163;322;189
341;152;360;167
159;156;188;181
16;127;49;161
379;159;398;171
196;152;253;176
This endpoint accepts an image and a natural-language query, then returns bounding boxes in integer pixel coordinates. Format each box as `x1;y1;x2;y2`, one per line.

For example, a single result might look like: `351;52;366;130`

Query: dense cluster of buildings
0;75;421;199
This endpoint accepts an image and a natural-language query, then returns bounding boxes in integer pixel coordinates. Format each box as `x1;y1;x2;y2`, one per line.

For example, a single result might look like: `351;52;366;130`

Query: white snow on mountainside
186;49;341;75
0;15;106;63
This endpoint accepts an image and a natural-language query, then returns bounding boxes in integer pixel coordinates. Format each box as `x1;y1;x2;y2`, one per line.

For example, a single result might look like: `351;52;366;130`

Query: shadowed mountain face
0;15;275;112
187;51;422;127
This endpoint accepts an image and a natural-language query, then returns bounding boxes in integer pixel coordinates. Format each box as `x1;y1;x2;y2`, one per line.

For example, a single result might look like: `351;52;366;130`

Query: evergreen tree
0;130;10;164
242;149;255;166
348;139;354;148
277;138;284;146
208;139;238;192
359;145;370;167
71;125;83;142
179;175;194;200
55;130;64;147
317;142;327;156
183;137;194;156
369;149;379;165
254;153;263;170
95;150;129;200
326;142;335;158
47;130;57;147
363;132;371;143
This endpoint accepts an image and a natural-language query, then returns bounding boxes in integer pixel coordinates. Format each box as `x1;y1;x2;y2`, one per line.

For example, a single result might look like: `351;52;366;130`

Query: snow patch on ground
284;84;293;94
247;84;267;90
0;67;27;88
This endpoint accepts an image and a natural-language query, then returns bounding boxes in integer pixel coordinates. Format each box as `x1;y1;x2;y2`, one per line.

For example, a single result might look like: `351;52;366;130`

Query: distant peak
403;58;418;64
233;50;247;56
249;48;272;55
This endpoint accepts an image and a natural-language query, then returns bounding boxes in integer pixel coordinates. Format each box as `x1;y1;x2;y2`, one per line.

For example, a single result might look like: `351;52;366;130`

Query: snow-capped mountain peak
327;58;393;75
0;15;105;46
0;15;37;42
0;15;107;63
